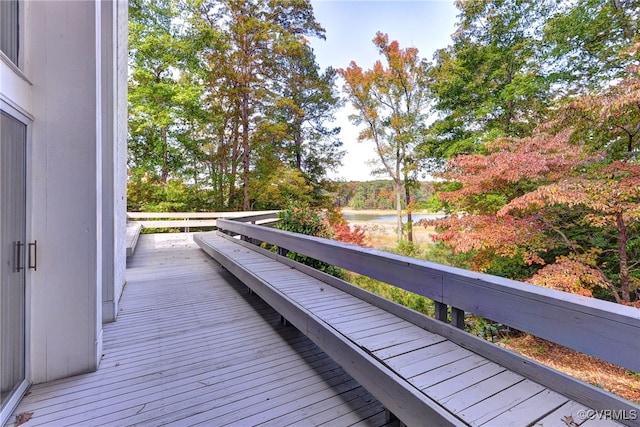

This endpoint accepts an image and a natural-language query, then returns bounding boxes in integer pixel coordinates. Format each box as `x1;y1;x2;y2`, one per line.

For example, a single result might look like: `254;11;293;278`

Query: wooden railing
126;210;279;231
216;218;640;373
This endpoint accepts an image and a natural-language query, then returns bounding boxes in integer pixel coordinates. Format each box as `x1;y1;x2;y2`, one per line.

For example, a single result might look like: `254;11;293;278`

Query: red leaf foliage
439;129;589;207
329;222;369;247
500;161;640;226
428;214;548;270
528;256;609;297
432;73;640;303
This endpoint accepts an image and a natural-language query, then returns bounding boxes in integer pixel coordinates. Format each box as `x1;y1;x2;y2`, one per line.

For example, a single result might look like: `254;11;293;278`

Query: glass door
0;111;27;416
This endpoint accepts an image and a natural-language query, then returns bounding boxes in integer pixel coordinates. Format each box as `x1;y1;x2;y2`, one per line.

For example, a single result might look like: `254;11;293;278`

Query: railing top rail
216;218;640;372
127;210;279;220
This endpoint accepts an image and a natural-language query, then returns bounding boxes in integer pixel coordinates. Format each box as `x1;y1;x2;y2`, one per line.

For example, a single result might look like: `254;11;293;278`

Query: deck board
7;233;393;427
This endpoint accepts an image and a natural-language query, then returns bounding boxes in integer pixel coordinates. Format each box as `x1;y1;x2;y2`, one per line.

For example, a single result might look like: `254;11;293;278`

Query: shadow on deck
8;233;394;426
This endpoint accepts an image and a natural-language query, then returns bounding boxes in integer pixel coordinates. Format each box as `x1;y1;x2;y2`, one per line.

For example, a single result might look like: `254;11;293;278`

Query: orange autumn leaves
338;32;430;242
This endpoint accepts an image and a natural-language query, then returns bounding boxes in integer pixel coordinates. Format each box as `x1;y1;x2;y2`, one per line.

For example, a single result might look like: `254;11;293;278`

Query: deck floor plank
408;354;490;389
438;370;525;413
458;379;547;424
355;325;436;351
480;389;569;426
7;233;389;427
533;400;627;426
315;302;379;318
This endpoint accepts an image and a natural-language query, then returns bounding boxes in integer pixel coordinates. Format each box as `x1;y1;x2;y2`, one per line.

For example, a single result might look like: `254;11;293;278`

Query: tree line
128;0;638;304
333;180;435;211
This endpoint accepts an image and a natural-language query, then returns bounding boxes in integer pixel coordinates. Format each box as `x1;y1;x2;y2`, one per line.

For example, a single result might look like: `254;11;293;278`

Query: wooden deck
195;231;634;427
8;233;395;427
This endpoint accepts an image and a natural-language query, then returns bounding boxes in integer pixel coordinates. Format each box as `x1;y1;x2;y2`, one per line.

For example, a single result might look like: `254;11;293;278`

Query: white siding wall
27;0;102;383
102;0;128;323
114;0;128;311
0;0;126;385
21;0;126;383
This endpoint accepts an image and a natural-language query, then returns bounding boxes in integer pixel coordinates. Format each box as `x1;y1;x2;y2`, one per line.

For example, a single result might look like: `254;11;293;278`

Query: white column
101;0;128;324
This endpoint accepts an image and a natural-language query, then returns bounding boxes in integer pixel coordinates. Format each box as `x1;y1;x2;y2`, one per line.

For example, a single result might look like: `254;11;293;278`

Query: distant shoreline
339;208;434;215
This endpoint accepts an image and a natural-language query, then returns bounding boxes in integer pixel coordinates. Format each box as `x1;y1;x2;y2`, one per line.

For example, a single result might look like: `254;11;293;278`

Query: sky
307;0;459;181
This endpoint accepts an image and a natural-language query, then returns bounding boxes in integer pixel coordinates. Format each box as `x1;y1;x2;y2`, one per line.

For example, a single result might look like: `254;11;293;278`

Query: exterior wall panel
1;0;125;387
26;0;110;384
102;0;128;323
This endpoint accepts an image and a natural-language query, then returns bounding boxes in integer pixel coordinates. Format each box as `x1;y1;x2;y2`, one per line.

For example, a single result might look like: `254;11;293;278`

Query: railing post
277;247;289;257
451;307;465;329
385;409;406;427
434;301;448;323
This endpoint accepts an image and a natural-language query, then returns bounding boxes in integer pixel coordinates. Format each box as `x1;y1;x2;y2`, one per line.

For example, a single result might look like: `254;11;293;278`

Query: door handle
16;241;24;272
28;240;37;271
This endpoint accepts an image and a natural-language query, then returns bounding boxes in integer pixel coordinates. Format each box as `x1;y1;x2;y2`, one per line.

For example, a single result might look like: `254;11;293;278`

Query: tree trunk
616;211;631;303
161;127;169;184
216;131;225;209
395;179;403;242
404;183;413;242
229;116;240;209
241;92;250;211
395;144;403;242
295;127;303;170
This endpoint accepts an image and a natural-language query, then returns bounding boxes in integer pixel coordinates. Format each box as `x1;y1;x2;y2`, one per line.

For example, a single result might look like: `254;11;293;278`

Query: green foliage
426;0;550;160
127;173;218;212
333;180;434;210
543;0;638;92
483;253;540;282
249;163;314;210
275;202;343;278
417;194;444;213
423;241;473;270
466;315;510;343
348;274;434;317
128;0;207;184
276;202;328;237
395;240;422;258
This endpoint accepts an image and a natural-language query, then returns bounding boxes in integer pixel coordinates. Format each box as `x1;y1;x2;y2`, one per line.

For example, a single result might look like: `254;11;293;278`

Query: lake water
342;212;446;222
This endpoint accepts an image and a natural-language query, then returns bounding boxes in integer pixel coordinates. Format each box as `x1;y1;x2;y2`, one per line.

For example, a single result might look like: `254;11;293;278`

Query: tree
129;0;194;183
266;38;344;206
129;0;341;211
425;0;552;160
425;0;639;163
339;33;431;242
129;0;225;212
500;161;640;303
543;0;639;93
190;0;335;210
428;72;640;304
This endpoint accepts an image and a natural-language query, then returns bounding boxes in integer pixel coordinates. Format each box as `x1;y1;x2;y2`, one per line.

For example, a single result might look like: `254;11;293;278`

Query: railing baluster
278;247;289;257
434;301;448;323
451;307;465;329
